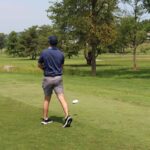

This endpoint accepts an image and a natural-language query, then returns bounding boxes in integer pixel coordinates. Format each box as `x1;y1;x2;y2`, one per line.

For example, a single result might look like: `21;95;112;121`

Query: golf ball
72;99;79;104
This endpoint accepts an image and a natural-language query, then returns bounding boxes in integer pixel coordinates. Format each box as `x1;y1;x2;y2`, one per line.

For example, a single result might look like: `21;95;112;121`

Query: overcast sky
0;0;51;34
118;2;150;21
0;0;149;34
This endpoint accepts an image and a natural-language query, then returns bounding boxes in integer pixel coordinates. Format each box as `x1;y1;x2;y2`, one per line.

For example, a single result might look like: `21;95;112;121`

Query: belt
44;75;61;77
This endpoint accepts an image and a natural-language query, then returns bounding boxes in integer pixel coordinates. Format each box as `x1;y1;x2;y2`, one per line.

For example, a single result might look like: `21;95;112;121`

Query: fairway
0;54;150;150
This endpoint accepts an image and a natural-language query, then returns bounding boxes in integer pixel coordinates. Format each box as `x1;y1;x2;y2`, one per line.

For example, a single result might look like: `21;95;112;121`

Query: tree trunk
122;47;125;54
31;49;37;60
84;50;92;65
31;53;36;60
91;44;96;76
91;0;97;76
133;47;137;70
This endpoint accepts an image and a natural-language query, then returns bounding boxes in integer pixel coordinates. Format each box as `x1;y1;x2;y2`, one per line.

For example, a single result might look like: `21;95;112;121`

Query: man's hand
38;63;44;70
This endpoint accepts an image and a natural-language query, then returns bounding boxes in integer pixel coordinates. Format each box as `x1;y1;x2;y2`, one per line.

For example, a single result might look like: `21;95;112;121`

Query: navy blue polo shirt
38;47;64;77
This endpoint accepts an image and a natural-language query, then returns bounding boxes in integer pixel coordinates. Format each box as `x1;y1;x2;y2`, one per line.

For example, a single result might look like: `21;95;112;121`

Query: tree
112;17;146;54
0;33;6;53
6;31;19;56
104;18;130;54
141;19;150;32
121;0;148;70
18;26;38;60
144;0;150;12
37;25;53;53
47;8;81;59
47;0;117;75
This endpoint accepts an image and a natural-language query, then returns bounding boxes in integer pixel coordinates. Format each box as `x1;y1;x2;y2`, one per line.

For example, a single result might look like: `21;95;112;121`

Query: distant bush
138;43;150;54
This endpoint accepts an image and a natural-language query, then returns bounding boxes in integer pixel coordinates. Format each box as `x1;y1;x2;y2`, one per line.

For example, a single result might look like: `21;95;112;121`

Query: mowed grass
0;54;150;150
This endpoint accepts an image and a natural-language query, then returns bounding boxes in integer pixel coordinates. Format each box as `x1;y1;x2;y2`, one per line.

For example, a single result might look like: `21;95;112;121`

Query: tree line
0;25;54;59
0;0;150;75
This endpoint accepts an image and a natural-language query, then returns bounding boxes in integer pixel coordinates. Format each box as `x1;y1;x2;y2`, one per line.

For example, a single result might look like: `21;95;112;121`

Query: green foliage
138;43;150;53
105;16;147;54
5;25;60;59
48;0;117;47
144;0;150;12
0;33;6;51
19;26;38;60
18;25;54;59
6;31;19;56
119;17;147;47
141;19;150;32
2;0;149;67
37;25;53;53
47;0;118;75
118;0;149;69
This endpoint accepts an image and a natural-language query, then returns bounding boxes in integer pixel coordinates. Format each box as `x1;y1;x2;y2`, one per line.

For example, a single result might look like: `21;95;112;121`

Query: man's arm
38;52;44;70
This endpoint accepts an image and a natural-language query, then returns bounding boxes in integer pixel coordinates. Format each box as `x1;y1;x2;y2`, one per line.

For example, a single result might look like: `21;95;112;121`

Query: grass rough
0;54;150;150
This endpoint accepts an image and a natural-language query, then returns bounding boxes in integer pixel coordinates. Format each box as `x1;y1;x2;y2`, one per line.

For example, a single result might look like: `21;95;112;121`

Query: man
38;36;72;128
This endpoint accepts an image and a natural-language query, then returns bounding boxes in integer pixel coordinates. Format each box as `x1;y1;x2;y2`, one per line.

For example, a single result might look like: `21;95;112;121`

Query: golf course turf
0;54;150;150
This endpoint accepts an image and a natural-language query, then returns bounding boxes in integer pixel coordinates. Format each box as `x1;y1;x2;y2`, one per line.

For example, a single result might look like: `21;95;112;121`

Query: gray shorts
42;76;63;96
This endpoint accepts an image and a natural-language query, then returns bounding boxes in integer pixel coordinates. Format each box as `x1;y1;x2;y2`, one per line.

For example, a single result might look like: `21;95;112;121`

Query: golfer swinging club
38;35;72;127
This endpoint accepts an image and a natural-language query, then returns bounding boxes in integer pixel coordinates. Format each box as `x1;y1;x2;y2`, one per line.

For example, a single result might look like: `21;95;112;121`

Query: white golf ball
72;99;79;104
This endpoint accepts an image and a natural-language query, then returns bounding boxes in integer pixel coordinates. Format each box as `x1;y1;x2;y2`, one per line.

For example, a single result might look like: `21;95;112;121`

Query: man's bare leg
57;93;73;128
56;93;72;127
56;93;69;118
41;96;53;125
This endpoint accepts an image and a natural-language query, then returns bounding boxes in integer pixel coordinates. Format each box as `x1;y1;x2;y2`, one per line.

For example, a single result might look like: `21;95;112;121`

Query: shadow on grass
64;64;150;79
64;64;118;76
96;68;150;79
50;116;63;124
64;64;119;67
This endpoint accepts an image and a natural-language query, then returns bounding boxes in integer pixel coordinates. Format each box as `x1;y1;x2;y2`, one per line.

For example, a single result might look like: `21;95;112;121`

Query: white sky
0;0;149;34
0;0;51;34
118;2;150;20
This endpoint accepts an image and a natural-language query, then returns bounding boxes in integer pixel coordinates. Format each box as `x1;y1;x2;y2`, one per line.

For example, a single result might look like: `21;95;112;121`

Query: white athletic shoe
41;118;53;125
63;116;73;128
